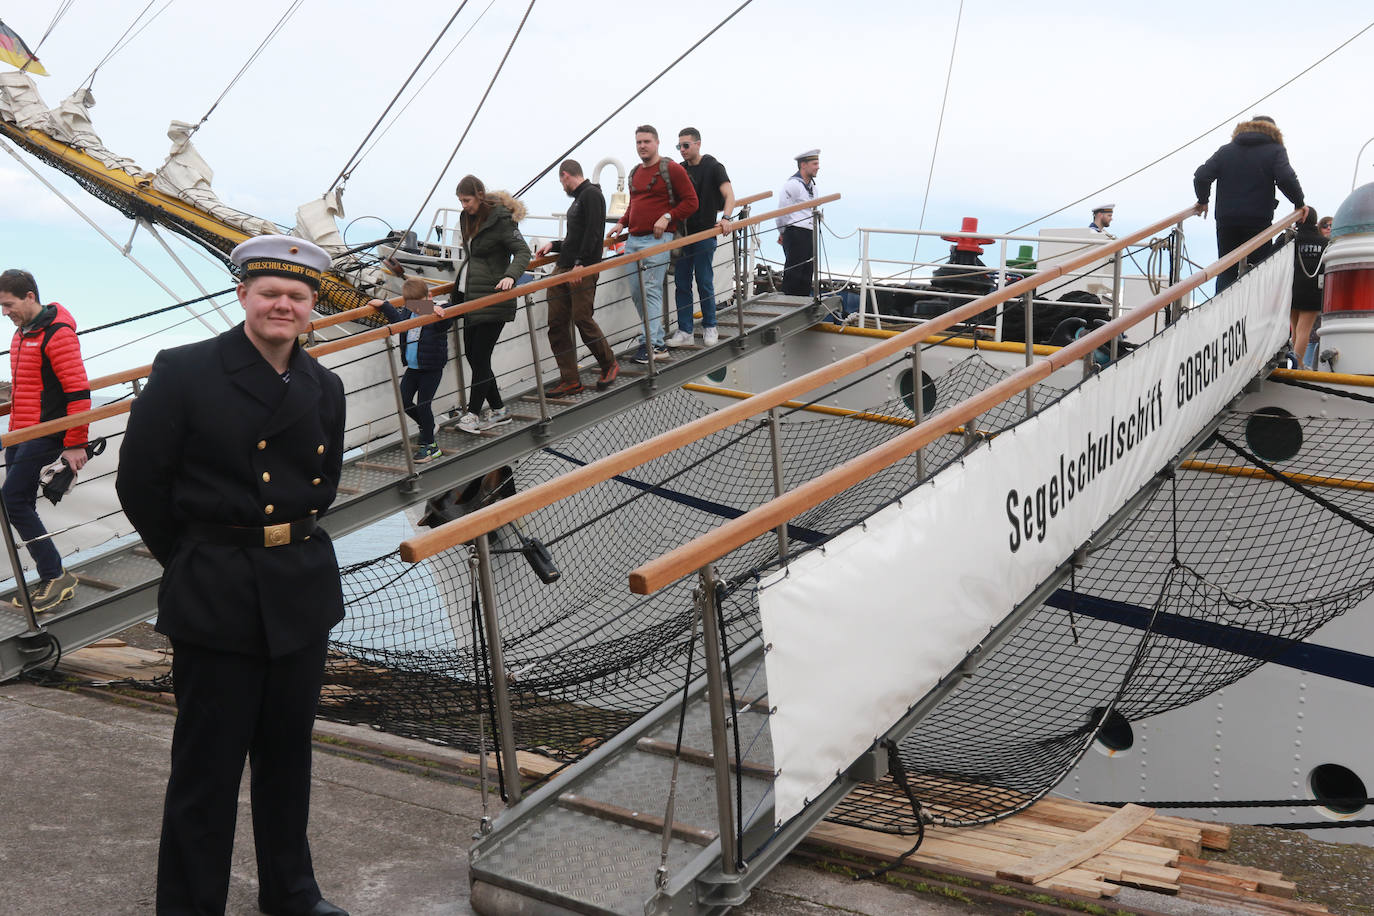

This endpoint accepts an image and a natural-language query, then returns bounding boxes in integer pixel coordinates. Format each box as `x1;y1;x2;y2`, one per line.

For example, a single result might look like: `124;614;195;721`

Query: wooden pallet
806;794;1325;914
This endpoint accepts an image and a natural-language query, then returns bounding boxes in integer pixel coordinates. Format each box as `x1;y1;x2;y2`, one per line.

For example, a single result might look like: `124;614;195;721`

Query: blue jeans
3;435;65;580
627;231;673;347
674;236;718;333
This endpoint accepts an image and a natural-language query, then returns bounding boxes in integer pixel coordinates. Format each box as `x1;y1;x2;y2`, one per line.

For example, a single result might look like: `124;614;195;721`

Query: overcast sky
2;0;1372;373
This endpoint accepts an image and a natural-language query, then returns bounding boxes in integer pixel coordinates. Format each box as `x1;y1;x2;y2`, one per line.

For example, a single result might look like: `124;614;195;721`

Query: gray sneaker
477;407;512;430
12;569;78;614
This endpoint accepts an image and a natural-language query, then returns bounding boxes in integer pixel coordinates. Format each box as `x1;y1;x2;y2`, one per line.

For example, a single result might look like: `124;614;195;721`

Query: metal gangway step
396;204;1304;914
0;291;834;682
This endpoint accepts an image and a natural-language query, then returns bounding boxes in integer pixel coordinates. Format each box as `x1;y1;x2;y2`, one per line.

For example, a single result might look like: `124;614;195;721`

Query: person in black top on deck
665;127;735;349
1291;208;1326;370
1193;115;1306;293
535;159;618;395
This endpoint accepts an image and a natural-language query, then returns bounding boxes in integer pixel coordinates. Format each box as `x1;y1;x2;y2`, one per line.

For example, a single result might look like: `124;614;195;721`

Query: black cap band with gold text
240;258;322;288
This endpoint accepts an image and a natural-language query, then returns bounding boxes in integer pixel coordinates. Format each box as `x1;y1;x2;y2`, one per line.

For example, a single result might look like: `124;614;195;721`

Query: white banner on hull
759;252;1293;826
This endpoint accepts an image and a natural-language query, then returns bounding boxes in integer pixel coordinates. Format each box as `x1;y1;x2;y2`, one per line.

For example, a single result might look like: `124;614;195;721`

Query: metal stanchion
911;345;926;481
0;498;40;634
1023;291;1036;417
810;211;821;304
731;222;747;344
475;533;522;803
766;408;789;565
1168;226;1185;324
636;259;657;378
452;321;468;416
1110;249;1123;362
698;565;737;875
382;336;419;488
522;293;551;425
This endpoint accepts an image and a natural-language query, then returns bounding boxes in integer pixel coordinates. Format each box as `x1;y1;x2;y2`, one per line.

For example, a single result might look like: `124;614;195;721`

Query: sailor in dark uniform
116;235;349;916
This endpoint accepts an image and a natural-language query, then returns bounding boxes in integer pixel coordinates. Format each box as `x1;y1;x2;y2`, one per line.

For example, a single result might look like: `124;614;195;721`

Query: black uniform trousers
1215;222;1275;293
158;638;327;915
780;224;815;297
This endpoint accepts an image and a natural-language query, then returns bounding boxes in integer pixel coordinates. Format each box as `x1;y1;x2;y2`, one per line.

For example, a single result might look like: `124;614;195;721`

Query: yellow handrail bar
398;204;1203;562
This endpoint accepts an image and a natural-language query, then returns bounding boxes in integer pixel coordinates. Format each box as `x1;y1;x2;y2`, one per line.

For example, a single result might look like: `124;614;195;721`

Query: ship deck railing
394;203;1309;915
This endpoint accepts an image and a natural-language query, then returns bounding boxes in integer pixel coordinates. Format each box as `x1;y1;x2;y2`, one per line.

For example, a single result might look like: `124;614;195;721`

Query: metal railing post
475;533;522;803
636;259;658;378
522;294;551;425
1110;249;1123;362
911;345;926;481
382;335;419;488
0;498;40;634
1168;225;1185;324
811;210;822;304
730;219;745;343
1022;291;1036;417
452;321;468;415
860;230;872;330
766;408;789;565
698;565;738;875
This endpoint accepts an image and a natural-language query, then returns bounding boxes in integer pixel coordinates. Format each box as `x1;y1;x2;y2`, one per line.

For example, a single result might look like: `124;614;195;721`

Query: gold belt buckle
263;522;292;547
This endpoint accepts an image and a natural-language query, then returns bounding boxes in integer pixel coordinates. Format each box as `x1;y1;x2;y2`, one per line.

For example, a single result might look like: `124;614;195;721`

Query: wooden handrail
308;190;775;331
398;204;1202;563
0;191;811;447
307;191;824;359
625;208;1303;594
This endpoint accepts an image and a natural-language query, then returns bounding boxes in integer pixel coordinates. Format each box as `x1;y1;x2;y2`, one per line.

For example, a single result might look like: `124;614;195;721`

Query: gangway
0;193;839;682
396;204;1303;914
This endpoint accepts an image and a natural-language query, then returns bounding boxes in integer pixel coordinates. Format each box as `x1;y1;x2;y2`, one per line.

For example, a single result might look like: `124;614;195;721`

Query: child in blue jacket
371;278;455;462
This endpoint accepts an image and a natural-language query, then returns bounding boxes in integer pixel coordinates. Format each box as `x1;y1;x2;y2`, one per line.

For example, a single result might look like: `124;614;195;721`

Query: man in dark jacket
535;159;618;394
1194;116;1306;292
117;235;350;916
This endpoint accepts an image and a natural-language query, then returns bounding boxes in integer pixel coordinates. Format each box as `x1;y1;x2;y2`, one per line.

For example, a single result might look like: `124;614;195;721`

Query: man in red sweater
1;269;90;614
608;124;698;363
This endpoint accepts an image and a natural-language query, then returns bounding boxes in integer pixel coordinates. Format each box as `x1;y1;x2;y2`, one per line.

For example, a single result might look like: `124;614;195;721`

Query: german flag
0;20;48;76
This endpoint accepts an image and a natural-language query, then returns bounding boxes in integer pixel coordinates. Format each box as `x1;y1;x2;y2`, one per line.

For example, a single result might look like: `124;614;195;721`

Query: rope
183;0;306;136
0;286;236;358
852;741;926;880
1270;374;1374;405
1008;19;1374;233
326;2;473;193
400;0;538;244
1214;433;1374;538
32;0;78;56
82;0;174;88
911;0;964;264
512;0;757;199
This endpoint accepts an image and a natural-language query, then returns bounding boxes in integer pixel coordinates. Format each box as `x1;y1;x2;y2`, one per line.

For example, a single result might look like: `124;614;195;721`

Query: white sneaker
477;407;511;430
702;326;719;346
457;411;481;433
664;329;694;348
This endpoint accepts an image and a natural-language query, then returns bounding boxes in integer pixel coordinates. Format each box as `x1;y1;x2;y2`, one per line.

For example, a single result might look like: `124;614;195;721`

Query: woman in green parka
454;174;531;432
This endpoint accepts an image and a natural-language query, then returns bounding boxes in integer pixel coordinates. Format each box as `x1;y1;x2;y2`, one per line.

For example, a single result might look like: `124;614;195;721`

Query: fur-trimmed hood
485;190;527;223
1231;118;1284;147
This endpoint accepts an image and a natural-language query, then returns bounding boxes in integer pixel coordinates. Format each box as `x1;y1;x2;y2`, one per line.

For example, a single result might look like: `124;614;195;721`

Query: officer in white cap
1088;203;1115;237
117;234;351;916
777;149;821;296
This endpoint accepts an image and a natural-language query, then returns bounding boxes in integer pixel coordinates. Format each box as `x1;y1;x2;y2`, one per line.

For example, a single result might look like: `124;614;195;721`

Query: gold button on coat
257;440;267;450
312;477;321;486
265;504;275;515
262;472;271;483
317;444;325;454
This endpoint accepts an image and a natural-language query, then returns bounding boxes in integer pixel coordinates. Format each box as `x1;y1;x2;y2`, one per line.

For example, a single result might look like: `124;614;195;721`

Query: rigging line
96;0;177;80
1009;19;1374;233
326;1;474;194
33;0;78;55
190;0;306;132
351;0;501;177
81;0;159;87
513;0;757;199
910;0;965;265
400;0;538;243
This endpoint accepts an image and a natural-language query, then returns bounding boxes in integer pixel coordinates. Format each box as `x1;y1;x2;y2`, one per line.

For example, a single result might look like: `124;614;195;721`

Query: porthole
1309;763;1367;817
1088;706;1134;756
706;365;728;384
897;369;937;415
1244;406;1302;462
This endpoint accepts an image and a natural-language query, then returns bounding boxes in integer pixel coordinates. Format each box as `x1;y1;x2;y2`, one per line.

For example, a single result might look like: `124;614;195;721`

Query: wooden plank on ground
1177;855;1295;898
997;803;1155;885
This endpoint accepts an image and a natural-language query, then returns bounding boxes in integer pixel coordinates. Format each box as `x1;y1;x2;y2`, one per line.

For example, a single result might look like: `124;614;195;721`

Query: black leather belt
186;518;318;548
630;231;655;237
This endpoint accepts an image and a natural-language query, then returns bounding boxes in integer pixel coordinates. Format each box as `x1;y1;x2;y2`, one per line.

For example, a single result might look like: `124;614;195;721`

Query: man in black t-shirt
666;127;735;349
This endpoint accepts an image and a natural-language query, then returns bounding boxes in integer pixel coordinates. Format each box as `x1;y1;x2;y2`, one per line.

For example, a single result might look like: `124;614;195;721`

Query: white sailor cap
794;148;820;162
231;234;331;289
1091;202;1115;213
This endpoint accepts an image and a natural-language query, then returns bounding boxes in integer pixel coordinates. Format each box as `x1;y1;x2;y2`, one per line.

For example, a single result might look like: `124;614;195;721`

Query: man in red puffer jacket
1;268;90;614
